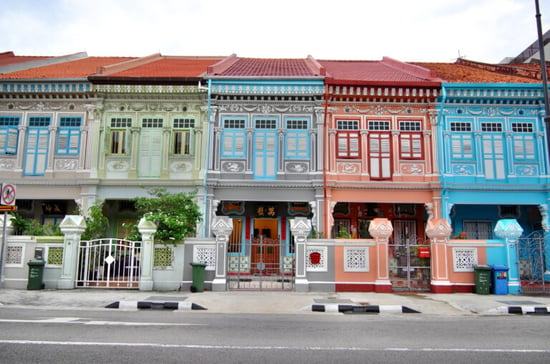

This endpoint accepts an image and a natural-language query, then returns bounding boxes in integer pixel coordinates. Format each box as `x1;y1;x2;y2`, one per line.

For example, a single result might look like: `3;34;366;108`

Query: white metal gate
388;220;431;291
227;236;294;290
518;231;548;294
76;238;141;289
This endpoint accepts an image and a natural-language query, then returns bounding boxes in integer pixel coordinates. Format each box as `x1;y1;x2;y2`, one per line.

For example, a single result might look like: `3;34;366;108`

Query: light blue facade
437;82;550;289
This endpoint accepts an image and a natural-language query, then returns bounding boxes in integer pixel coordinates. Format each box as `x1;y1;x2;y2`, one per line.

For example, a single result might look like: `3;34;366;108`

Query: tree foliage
81;200;110;240
131;188;202;244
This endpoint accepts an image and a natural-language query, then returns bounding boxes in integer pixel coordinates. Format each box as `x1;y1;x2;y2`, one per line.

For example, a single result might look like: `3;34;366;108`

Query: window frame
221;117;247;158
336;119;360;159
0;116;20;155
367;120;392;180
109;117;132;155
172;116;196;156
284;117;310;159
56;116;82;155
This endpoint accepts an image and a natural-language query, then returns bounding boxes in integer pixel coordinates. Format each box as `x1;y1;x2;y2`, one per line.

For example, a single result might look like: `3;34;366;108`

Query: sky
1;0;550;63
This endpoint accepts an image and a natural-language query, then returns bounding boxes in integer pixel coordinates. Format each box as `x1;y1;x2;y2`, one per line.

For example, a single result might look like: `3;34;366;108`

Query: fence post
291;217;312;292
425;218;452;293
494;219;523;294
369;218;393;293
138;218;157;291
211;217;233;291
57;215;86;289
0;213;15;287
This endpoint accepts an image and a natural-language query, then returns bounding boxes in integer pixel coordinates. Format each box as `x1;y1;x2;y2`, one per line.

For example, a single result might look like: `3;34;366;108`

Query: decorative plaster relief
222;161;245;173
453;248;477;272
107;160;130;171
401;164;423;175
54;159;78;170
170;161;192;172
286;162;309;173
452;164;475;175
515;165;537;176
0;159;16;170
344;247;369;272
337;162;360;174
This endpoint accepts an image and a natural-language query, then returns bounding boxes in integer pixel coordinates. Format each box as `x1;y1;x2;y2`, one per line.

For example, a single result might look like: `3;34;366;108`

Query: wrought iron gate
227;236;294;290
518;231;548;294
76;238;141;289
388;220;431;291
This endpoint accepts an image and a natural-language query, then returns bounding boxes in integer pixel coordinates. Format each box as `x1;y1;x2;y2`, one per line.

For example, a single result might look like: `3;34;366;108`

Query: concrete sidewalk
1;289;550;315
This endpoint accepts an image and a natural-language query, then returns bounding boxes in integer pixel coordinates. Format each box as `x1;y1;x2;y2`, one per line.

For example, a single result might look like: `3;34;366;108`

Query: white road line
0;340;548;353
0;318;203;326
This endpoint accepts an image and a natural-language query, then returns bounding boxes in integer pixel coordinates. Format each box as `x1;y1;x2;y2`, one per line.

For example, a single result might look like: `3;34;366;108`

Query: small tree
81;200;109;240
131;188;202;244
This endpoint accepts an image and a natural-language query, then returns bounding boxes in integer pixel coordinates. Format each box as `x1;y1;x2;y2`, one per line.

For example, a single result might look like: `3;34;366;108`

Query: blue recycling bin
492;265;509;295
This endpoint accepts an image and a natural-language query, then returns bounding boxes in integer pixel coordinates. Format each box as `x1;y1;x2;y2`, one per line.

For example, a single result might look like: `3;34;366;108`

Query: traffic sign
0;205;17;212
0;183;16;205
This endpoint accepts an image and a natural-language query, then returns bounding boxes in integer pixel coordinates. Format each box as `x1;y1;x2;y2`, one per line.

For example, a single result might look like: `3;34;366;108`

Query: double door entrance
388;220;431;291
227;218;294;290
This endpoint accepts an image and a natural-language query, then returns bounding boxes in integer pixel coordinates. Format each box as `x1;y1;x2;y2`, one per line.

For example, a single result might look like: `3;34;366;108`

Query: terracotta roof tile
214;58;320;77
414;61;539;83
107;56;225;78
319;58;441;85
1;56;135;79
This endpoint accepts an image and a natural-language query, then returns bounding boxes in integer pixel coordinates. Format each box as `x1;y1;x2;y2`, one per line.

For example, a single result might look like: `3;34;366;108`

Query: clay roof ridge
94;53;161;76
305;55;326;76
456;57;541;80
207;54;239;75
382;56;442;82
0;51;88;74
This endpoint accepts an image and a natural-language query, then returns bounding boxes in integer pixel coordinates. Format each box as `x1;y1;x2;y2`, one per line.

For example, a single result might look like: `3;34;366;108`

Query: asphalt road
0;307;549;363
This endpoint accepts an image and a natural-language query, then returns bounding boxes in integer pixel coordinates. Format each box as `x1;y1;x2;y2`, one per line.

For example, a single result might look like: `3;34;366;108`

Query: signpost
0;183;16;286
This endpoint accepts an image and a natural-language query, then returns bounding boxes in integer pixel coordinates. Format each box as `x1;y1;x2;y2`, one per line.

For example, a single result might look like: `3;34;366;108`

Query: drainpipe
438;84;449;220
203;79;212;237
323;83;329;238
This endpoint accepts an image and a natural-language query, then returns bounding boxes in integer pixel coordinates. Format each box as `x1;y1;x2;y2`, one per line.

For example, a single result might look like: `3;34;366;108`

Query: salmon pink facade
319;58;443;292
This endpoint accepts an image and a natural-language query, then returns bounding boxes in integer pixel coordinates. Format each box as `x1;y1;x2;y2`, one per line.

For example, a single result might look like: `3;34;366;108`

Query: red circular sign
1;184;16;205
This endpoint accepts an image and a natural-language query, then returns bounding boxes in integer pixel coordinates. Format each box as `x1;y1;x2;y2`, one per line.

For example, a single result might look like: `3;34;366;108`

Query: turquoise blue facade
437;83;550;291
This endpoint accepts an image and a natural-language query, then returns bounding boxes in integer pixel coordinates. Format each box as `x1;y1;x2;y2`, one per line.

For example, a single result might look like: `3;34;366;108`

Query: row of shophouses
1;50;549;294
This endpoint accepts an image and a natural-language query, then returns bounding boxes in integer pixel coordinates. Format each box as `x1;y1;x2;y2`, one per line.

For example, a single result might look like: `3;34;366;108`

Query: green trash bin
190;262;207;292
474;265;492;295
27;259;45;290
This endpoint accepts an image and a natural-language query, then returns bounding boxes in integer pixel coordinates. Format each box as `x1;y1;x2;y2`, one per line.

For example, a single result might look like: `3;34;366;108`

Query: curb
491;306;550;315
311;304;420;314
105;301;207;311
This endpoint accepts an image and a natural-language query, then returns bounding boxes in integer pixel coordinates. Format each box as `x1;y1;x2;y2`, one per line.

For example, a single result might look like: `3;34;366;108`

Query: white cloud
1;0;549;63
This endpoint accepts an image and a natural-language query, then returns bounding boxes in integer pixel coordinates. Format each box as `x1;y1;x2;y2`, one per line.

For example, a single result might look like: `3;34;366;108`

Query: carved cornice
95;84;204;94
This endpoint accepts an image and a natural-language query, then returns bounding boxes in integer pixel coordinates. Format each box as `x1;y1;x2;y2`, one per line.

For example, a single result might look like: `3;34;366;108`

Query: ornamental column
291;217;312;292
368;218;393;293
494;219;523;294
138;218;157;291
57;215;86;289
425;218;452;293
211;216;233;291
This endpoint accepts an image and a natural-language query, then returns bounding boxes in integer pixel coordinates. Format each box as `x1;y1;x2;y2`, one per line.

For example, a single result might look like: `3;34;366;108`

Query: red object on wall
309;252;321;265
281;217;286;240
418;246;430;258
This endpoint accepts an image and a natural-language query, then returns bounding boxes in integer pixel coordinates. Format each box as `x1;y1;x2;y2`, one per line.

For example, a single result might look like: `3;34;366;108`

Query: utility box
189;262;207;292
492;265;509;295
473;265;491;295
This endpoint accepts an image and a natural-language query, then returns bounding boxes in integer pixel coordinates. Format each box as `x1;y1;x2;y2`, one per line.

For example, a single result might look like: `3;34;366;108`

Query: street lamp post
535;0;550;157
